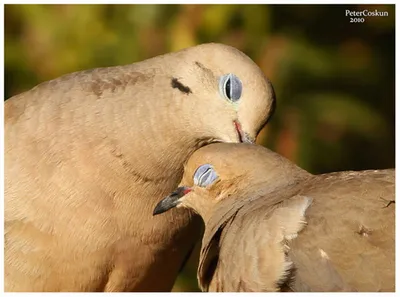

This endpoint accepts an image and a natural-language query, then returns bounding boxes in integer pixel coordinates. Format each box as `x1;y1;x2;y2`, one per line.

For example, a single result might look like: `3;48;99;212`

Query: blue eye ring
219;73;242;102
193;164;219;187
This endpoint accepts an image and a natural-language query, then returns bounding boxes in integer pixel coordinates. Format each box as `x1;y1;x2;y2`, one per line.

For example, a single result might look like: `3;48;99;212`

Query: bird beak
153;187;192;215
234;120;255;144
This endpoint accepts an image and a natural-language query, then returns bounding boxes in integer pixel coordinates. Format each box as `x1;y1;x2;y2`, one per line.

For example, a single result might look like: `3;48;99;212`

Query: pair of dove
4;43;394;292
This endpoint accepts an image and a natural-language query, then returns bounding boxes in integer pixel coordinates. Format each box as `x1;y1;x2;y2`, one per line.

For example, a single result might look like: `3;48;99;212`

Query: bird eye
193;164;218;187
219;73;242;102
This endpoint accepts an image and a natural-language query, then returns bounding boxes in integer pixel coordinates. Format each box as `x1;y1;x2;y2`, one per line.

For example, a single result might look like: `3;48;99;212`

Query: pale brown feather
173;143;395;292
5;44;275;291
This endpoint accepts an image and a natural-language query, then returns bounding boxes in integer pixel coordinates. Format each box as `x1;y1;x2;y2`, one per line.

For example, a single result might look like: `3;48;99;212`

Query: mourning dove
4;44;276;292
154;143;395;292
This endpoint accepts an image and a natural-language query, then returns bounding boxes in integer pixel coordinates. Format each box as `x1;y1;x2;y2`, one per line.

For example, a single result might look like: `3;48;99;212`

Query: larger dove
5;43;276;291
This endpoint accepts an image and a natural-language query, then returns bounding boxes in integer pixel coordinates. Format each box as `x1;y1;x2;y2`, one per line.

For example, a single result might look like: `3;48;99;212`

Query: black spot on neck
171;78;192;95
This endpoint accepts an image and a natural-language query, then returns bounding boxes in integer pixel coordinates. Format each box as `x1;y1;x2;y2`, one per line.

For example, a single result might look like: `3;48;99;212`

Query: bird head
165;43;276;145
153;143;308;220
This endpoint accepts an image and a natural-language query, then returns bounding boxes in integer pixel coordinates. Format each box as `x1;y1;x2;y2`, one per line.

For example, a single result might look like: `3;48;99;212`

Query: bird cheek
204;122;239;144
177;195;196;212
223;124;243;144
209;104;242;142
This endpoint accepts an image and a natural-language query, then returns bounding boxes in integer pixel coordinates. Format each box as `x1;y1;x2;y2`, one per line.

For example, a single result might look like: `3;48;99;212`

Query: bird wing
287;169;395;292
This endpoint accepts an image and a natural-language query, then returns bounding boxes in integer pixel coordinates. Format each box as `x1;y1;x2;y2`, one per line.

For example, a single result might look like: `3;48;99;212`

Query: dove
154;143;395;292
4;43;276;292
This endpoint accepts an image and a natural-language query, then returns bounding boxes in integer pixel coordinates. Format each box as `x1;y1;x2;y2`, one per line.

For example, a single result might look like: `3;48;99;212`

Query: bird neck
201;171;311;235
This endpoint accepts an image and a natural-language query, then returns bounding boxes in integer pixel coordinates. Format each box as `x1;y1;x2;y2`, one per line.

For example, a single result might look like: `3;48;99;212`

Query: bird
4;43;276;292
153;142;395;292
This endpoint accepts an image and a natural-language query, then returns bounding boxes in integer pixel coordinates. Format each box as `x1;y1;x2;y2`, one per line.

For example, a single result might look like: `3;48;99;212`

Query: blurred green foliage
4;4;395;292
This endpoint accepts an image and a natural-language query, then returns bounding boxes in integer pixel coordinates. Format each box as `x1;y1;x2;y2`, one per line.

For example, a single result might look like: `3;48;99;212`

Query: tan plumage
154;143;395;292
4;44;276;291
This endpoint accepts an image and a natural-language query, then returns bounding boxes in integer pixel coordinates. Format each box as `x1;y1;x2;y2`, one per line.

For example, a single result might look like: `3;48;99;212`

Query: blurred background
4;4;395;291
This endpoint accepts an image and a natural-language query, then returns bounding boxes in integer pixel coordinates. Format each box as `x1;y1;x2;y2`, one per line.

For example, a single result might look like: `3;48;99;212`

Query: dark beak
153;187;192;216
234;120;255;144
